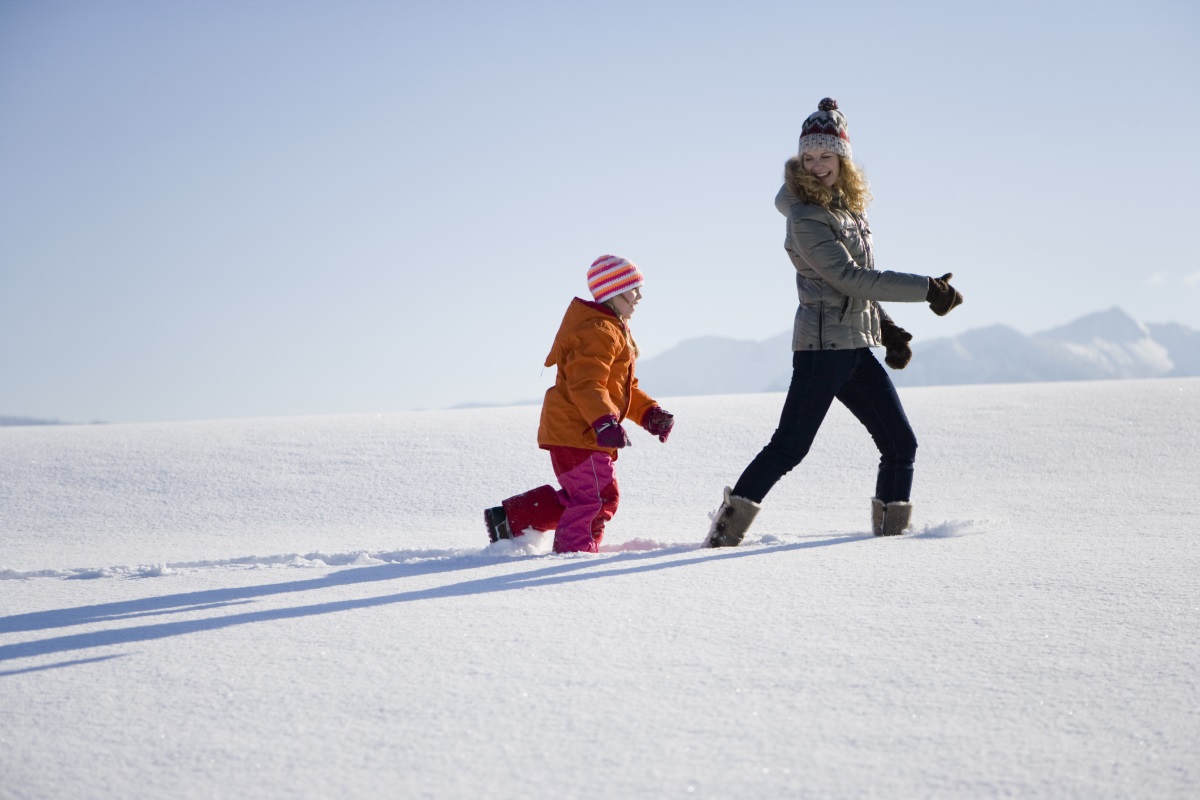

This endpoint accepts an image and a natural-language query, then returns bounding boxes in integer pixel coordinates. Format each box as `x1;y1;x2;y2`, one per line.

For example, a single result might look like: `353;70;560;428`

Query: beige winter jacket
775;184;929;351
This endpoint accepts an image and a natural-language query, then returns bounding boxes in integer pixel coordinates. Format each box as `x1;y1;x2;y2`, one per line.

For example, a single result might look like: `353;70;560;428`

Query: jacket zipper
853;212;873;269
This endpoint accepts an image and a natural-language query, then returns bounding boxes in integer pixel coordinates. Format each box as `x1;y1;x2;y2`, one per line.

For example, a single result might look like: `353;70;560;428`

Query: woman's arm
789;212;929;302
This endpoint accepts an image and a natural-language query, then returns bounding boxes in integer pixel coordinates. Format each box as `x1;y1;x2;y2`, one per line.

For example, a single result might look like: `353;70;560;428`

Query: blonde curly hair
784;154;873;214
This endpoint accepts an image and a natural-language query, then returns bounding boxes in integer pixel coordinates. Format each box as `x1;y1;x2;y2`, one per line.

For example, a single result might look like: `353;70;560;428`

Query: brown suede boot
872;498;912;536
705;486;761;547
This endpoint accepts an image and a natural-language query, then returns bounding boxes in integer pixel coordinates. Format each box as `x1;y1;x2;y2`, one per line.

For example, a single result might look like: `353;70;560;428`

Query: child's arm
630;378;674;442
561;322;624;425
628;378;657;428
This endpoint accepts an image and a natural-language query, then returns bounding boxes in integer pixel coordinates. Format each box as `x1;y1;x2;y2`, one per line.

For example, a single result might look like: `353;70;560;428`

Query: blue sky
2;0;1197;423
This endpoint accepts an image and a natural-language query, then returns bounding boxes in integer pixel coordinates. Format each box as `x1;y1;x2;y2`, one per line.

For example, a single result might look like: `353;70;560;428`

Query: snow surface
2;378;1198;798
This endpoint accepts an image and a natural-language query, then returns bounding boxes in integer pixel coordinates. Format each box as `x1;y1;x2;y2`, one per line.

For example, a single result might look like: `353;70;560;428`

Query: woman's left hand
927;273;964;316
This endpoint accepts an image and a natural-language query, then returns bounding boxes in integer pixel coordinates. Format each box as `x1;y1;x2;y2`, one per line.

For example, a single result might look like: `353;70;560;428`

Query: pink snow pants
501;446;619;553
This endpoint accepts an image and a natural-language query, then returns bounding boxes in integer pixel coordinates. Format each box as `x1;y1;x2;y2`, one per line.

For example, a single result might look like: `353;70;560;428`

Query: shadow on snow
0;534;866;670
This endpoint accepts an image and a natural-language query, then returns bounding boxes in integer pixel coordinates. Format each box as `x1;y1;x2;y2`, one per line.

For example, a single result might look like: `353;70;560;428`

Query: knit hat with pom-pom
587;254;644;303
799;97;852;159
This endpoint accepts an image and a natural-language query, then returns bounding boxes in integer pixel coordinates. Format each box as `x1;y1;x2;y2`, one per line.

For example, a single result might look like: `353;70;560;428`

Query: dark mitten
592;415;631;449
641;406;675;442
927;272;963;316
879;318;913;370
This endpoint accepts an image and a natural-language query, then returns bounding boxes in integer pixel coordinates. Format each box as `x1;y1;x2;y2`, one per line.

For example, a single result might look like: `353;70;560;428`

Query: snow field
2;378;1197;798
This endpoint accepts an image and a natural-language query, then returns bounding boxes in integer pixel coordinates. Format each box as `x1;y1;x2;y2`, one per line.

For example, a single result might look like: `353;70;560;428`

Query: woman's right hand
879;318;913;369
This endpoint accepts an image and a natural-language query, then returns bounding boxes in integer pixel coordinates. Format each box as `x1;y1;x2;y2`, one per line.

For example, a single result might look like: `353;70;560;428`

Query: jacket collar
577;297;618;317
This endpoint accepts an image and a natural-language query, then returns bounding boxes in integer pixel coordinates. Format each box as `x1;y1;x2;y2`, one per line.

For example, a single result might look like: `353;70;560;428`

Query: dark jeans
732;348;917;504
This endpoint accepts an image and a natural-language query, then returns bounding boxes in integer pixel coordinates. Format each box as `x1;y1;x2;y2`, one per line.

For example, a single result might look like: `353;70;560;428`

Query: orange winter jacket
537;298;657;459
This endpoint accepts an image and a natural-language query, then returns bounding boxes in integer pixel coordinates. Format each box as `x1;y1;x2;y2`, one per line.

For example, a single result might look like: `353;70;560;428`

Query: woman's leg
732;350;854;503
836;349;918;503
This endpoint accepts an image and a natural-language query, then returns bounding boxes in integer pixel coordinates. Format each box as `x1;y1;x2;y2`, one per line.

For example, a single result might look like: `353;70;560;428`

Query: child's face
610;287;642;319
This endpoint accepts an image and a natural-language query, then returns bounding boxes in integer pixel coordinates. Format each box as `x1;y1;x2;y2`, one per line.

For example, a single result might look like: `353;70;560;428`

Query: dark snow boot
485;506;513;543
704;486;761;547
871;498;912;536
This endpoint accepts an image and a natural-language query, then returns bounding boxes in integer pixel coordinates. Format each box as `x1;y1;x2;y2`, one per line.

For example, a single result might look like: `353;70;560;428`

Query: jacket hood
544;297;622;368
775;183;799;216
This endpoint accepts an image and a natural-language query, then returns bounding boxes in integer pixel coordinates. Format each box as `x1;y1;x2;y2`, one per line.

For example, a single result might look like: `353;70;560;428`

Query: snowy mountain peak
637;308;1196;395
1037;307;1149;344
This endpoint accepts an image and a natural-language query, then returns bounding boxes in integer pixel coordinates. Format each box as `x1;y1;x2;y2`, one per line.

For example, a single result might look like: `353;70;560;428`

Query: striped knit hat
587;254;644;303
799;97;852;160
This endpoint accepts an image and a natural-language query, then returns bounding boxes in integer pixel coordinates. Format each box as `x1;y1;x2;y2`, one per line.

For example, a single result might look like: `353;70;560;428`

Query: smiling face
608;287;642;319
801;148;841;187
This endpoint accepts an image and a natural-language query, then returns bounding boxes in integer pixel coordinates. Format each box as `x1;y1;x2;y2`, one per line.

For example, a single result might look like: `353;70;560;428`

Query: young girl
706;98;963;546
486;255;675;553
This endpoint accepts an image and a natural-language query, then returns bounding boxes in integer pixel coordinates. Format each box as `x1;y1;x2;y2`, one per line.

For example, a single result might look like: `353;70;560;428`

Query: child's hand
592;415;632;449
641;406;674;443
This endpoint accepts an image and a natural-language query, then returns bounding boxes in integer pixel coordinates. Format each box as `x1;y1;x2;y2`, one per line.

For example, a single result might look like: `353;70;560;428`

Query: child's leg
502;484;563;536
549;448;619;553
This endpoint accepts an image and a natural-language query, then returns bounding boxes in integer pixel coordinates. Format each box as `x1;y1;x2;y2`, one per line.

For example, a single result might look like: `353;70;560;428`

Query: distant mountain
891;308;1176;388
1145;322;1200;377
637;308;1199;396
0;416;66;427
632;332;793;397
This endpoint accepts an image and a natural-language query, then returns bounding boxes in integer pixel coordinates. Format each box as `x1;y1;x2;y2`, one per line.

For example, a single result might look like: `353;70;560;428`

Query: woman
706;98;962;545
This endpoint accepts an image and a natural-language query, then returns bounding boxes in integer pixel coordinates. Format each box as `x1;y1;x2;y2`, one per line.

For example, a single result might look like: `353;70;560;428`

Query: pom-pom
818;97;838;112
